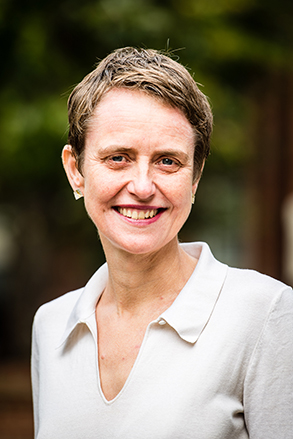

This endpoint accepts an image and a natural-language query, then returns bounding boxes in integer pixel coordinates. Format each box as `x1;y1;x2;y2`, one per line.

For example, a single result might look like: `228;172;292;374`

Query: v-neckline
95;319;155;404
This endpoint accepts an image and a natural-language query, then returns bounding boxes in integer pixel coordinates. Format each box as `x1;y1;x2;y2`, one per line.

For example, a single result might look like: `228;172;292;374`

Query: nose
127;161;156;200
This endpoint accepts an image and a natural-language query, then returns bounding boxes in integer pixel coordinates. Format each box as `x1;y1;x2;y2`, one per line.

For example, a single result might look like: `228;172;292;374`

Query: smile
116;207;159;220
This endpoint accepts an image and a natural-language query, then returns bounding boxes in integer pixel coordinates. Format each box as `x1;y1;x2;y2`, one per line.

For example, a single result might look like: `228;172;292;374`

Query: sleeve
31;310;40;438
243;286;293;439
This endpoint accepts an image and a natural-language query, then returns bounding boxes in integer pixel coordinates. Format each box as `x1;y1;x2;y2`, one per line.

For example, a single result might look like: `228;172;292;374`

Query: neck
99;237;197;316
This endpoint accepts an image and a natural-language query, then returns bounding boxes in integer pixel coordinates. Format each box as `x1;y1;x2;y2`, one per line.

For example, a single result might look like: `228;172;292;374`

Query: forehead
85;88;195;149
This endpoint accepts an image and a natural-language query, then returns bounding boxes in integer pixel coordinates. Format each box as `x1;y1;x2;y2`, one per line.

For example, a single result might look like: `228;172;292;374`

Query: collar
57;242;228;348
57;263;108;348
159;242;228;343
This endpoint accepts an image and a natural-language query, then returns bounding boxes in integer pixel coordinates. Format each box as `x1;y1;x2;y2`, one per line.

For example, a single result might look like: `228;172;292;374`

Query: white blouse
31;242;293;438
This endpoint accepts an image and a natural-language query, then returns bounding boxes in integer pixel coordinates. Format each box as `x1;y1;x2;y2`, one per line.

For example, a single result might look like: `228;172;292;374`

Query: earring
73;189;83;200
192;193;195;204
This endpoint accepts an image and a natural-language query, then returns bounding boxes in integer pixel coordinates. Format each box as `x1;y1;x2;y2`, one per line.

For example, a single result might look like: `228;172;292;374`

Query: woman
31;47;293;438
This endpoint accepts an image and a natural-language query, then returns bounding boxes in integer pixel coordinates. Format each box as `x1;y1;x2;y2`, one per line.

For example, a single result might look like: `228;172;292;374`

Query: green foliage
1;0;292;222
0;0;291;235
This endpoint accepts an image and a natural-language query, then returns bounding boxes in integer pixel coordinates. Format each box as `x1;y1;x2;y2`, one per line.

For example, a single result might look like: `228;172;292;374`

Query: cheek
168;175;193;200
83;167;118;201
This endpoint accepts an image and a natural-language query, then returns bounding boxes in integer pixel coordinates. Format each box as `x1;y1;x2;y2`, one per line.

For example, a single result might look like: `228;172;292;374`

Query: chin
104;235;171;256
120;242;162;256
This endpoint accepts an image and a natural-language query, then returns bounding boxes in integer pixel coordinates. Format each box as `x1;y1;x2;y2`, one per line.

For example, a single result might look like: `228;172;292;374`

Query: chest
38;321;249;439
96;316;148;401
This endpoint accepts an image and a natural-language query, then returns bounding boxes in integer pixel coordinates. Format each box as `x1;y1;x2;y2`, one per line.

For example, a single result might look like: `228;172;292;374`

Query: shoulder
226;265;291;298
33;288;84;331
223;266;293;322
32;263;108;348
184;241;292;316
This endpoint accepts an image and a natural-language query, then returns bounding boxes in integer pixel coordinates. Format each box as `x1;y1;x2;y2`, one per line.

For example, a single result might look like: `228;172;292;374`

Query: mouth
115;207;164;220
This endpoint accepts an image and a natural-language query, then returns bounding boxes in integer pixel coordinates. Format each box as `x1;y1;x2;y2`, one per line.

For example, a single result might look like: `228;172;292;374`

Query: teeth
117;208;158;220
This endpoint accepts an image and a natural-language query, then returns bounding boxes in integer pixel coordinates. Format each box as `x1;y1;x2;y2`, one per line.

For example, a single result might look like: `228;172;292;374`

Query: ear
62;145;84;193
192;179;199;196
192;161;205;195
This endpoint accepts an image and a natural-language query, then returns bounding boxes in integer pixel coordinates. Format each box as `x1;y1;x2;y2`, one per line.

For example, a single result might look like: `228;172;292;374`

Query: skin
62;88;202;400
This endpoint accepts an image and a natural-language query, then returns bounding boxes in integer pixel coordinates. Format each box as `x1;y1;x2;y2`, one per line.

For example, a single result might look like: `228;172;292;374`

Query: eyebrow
153;149;190;162
98;145;135;155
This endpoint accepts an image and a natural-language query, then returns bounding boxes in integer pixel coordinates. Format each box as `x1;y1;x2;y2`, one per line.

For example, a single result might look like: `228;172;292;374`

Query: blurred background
0;0;293;436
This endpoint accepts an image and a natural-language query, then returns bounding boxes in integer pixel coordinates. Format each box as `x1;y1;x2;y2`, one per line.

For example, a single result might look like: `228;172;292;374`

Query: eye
157;156;181;172
105;154;131;169
161;158;175;166
111;155;125;162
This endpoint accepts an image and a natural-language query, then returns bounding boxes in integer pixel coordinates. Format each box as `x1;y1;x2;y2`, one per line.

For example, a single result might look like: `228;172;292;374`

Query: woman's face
64;88;200;256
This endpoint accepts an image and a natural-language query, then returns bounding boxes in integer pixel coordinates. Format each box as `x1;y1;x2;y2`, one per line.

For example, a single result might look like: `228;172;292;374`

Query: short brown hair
67;47;213;180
